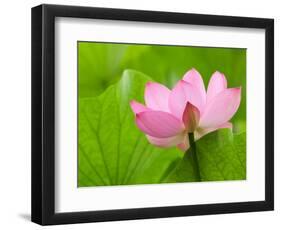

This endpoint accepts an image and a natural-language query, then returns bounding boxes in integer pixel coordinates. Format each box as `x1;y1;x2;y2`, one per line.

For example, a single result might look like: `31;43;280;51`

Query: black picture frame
31;4;274;225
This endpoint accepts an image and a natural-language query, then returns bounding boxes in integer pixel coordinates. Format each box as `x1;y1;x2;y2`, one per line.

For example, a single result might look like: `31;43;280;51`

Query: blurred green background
78;41;246;133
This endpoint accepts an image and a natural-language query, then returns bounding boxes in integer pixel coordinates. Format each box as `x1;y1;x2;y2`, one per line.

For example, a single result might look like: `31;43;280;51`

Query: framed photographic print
31;4;274;225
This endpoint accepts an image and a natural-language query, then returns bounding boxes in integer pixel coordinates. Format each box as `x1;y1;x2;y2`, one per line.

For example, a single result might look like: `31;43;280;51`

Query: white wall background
0;0;279;229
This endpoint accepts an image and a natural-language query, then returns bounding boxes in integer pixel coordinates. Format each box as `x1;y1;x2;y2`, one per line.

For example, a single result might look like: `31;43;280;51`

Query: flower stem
187;133;201;181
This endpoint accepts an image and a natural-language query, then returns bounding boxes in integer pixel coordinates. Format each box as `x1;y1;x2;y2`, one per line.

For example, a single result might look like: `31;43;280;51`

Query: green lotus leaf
166;129;246;182
78;70;183;186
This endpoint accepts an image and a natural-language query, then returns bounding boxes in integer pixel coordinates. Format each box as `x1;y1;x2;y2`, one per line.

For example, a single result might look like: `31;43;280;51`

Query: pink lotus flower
130;68;241;151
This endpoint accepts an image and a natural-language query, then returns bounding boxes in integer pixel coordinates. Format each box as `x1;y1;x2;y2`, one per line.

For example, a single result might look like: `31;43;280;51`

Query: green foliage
166;129;246;182
78;42;247;186
79;71;246;186
78;42;128;97
78;70;183;186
